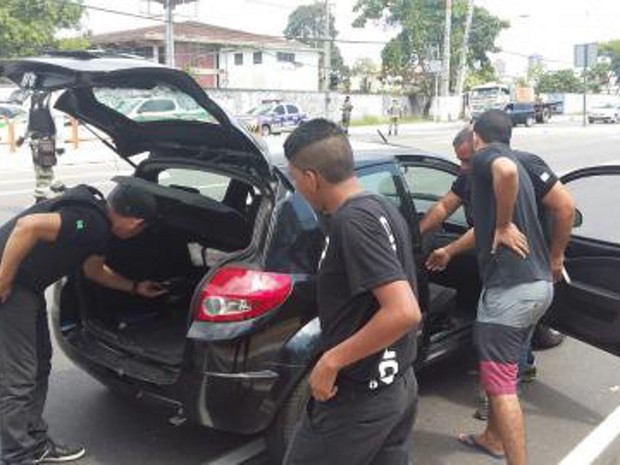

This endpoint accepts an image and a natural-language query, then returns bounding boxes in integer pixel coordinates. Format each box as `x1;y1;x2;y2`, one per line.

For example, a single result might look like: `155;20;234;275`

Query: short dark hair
108;184;158;222
473;109;512;145
283;118;354;183
452;126;472;149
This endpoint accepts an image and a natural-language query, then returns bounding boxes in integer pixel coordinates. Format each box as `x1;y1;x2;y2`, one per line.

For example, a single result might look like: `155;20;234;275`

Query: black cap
108;184;158;222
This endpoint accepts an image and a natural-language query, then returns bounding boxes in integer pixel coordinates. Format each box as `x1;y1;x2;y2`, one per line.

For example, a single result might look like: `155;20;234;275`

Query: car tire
525;116;535;127
261;125;271;137
532;324;566;350
588;118;594;124
266;374;310;464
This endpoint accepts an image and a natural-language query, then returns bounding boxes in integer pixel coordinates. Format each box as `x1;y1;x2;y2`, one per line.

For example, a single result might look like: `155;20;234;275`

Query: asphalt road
1;118;620;465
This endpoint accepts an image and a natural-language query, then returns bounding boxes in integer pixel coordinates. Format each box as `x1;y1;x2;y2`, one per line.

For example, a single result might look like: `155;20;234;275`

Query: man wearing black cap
0;183;166;465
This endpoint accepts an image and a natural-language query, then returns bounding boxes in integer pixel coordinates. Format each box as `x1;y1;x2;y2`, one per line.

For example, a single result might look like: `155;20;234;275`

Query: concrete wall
541;93;620;114
205;89;414;121
219;49;320;92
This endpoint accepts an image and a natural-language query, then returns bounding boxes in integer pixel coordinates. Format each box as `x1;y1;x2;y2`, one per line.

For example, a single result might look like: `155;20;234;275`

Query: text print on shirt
372;215;400;389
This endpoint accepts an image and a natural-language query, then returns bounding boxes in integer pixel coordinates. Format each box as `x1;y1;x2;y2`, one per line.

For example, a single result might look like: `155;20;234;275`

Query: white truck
468;82;559;126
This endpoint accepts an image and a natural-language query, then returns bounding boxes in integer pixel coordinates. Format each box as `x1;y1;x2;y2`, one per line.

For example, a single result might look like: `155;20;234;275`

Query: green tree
0;0;85;57
284;1;347;90
352;0;508;101
587;62;613;94
599;40;620;91
351;57;379;93
536;69;584;94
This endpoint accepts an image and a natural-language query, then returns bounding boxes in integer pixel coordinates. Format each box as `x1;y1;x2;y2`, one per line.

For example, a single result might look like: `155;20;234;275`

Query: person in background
18;91;66;203
340;95;353;135
387;99;402;136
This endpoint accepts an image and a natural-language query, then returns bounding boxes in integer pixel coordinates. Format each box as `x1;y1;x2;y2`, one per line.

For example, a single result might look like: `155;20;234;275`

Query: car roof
271;139;449;169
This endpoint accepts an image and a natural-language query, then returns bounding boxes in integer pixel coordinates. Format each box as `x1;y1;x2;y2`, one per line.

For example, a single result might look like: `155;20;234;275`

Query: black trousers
0;285;51;464
284;367;418;465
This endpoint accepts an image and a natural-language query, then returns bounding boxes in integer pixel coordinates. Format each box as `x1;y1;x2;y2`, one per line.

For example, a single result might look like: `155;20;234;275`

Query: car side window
358;168;401;209
286;105;298;115
158;168;231;202
400;165;468;226
274;106;285;115
565;174;620;244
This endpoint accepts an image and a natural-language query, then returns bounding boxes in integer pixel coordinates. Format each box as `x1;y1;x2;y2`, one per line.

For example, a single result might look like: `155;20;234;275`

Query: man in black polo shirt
283;119;421;465
0;184;166;465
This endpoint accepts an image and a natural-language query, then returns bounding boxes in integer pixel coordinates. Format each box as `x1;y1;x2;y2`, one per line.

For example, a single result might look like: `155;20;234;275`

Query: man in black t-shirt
456;110;558;464
282;119;421;465
0;184;167;465
421;126;575;284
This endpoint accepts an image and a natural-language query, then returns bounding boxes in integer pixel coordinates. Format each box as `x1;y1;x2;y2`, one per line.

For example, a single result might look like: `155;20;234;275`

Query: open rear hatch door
0;53;273;185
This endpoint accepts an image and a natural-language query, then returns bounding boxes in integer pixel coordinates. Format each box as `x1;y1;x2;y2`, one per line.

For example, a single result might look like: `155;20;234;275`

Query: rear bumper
51;317;305;435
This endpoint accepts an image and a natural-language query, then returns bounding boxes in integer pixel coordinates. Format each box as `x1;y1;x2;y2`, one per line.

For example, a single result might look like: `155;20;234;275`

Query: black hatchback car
2;54;620;463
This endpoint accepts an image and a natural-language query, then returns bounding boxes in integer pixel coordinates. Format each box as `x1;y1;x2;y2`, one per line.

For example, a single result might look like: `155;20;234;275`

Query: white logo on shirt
369;349;399;389
378;216;397;253
318;236;330;269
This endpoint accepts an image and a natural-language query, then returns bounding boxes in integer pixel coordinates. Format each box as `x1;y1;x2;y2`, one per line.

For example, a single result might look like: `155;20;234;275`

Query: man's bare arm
419;192;463;235
83;255;167;298
309;280;421;401
542;182;576;281
491;157;529;257
426;228;476;272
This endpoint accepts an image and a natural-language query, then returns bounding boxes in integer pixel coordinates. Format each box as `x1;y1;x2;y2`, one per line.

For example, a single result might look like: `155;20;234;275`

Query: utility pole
455;0;474;107
323;0;332;118
439;0;452;121
165;0;175;67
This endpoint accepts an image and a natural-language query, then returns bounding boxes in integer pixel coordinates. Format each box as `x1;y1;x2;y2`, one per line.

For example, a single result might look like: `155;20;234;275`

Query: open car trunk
57;172;265;383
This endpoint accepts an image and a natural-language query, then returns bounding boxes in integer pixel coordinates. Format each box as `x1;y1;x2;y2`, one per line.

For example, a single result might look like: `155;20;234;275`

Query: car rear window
157;168;231;201
93;84;217;124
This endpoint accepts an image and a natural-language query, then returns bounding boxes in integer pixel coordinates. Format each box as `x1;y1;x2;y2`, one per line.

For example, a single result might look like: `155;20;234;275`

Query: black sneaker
34;441;86;463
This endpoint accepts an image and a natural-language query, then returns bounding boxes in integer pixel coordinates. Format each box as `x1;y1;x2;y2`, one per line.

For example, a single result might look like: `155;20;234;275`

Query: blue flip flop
457;433;505;460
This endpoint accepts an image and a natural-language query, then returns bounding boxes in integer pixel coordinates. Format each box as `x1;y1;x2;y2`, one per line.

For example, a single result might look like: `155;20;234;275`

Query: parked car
0;102;26;120
110;95;215;123
2;54;620;464
588;103;620;124
237;101;307;136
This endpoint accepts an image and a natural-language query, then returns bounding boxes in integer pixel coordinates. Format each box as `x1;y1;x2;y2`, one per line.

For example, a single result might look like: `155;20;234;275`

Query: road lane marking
201;438;266;465
560;403;620;465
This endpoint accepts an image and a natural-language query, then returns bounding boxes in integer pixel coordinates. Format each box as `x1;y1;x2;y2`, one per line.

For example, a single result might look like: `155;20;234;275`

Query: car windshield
93;84;218;124
246;104;274;116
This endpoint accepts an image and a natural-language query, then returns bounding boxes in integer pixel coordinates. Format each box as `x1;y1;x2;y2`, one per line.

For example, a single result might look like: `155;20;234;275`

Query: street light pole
165;0;175;67
455;0;474;110
324;0;332;118
440;0;452;121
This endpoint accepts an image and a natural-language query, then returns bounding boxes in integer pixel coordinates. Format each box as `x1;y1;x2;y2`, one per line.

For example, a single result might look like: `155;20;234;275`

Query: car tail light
196;267;293;323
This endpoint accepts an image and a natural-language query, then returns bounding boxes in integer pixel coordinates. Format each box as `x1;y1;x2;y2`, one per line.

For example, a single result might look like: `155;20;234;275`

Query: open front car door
543;166;620;355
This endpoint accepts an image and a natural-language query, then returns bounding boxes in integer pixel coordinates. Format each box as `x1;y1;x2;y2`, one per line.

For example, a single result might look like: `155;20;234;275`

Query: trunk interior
59;170;265;378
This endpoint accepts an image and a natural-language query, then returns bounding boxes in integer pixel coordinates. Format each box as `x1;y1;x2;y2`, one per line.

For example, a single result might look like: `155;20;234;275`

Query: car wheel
266;374;309;464
588;118;594;124
261;125;271;137
525;116;535;127
532;324;566;350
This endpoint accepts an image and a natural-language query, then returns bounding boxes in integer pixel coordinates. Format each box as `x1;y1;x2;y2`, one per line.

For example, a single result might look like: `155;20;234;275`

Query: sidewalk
0;142;125;171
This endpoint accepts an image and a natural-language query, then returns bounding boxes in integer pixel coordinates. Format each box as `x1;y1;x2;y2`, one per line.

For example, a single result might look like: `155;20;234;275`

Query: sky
80;0;620;77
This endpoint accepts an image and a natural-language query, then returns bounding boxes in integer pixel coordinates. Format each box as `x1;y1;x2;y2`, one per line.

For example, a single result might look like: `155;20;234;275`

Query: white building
91;21;320;91
219;46;319;91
